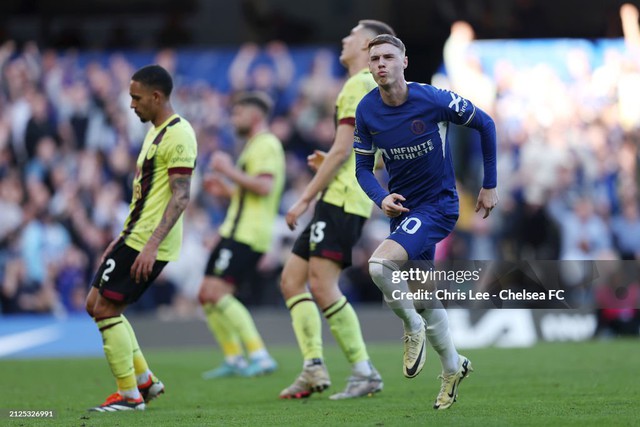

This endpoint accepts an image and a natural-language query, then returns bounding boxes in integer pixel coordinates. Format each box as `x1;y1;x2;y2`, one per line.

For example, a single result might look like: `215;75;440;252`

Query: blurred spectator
228;41;295;116
547;195;613;260
611;199;640;259
594;262;640;337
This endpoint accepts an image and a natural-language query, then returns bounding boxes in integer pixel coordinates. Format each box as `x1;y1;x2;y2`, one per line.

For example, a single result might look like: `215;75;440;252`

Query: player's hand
130;244;158;283
475;187;499;219
307;150;327;172
621;3;639;21
381;193;410;218
99;238;119;265
203;173;230;197
285;198;310;231
210;152;235;176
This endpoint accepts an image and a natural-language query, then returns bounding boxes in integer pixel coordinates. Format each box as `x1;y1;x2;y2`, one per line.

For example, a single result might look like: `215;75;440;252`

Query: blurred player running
199;92;285;379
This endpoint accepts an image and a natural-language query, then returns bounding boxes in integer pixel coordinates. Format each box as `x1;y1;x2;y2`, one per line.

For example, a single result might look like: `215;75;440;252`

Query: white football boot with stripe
403;319;427;378
433;355;473;410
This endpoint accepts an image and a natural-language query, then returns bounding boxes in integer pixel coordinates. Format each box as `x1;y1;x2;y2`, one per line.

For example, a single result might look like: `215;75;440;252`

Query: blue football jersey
354;82;496;211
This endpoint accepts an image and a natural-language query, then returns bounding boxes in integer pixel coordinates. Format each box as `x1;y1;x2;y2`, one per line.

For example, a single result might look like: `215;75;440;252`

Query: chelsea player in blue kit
354;34;498;410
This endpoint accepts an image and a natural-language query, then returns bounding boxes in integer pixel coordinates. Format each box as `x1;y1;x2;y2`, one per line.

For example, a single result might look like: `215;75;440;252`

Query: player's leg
368;238;426;378
280;255;322;365
423;305;472;410
89;293;144;411
305;202;382;399
411;212;473;410
305;256;382;400
215;290;276;376
199;275;246;378
412;253;471;410
119;316;164;403
200;238;276;378
86;241;167;411
279;228;329;399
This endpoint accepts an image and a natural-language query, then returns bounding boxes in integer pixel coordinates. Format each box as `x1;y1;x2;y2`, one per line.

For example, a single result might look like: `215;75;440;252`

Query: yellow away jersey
121;114;197;261
322;68;377;218
219;132;285;253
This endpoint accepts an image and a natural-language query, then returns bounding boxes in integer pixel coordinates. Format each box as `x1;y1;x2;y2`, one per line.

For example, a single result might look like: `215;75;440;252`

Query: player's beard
235;125;251;138
135;110;149;123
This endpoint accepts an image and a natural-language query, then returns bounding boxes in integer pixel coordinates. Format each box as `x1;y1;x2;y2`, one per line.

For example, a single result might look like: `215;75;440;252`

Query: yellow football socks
323;296;369;364
217;295;265;354
286;292;323;361
120;315;149;377
96;315;137;392
204;303;243;357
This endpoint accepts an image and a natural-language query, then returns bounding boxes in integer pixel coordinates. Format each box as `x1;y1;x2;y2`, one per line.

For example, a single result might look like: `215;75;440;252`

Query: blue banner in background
0;315;102;359
470;38;625;80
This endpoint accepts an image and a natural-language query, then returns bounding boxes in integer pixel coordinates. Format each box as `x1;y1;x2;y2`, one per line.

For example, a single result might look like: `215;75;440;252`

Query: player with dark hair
354;34;498;409
131;64;174;97
279;19;395;400
86;64;197;411
199;91;284;379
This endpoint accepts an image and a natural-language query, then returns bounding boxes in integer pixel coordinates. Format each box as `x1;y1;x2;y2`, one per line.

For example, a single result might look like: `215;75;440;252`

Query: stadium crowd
1;14;640;319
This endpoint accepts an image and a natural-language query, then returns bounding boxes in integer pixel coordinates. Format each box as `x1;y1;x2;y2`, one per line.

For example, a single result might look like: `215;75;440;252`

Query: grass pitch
0;340;637;426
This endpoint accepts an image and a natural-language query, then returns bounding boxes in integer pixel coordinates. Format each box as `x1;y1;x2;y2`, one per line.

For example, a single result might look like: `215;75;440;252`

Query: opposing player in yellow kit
199;92;285;378
279;20;395;400
85;65;197;411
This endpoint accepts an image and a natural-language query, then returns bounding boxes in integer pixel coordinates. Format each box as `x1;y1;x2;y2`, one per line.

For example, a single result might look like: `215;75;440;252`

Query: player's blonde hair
368;34;406;55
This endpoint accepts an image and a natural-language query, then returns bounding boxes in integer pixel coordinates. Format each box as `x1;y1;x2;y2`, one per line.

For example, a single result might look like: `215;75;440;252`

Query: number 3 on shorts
310;221;327;243
215;248;233;273
398;217;422;234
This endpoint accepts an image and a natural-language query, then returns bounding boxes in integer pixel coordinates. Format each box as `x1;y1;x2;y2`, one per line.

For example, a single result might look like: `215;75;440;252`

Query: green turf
0;340;637;426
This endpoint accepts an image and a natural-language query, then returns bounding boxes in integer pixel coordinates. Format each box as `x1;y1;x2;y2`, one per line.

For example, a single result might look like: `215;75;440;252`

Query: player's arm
284;123;354;229
621;4;640;49
211;151;273;196
439;89;498;217
353;111;409;218
306;123;354;188
355;153;408;218
353;108;388;208
465;106;498;218
203;173;234;198
131;172;192;282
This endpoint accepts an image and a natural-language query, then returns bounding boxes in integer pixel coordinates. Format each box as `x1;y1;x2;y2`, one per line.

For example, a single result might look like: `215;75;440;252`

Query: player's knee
85;292;96;317
279;273;295;297
307;266;326;296
307;278;324;299
91;299;121;319
368;257;386;282
199;278;231;305
85;300;94;318
198;281;215;305
197;286;208;305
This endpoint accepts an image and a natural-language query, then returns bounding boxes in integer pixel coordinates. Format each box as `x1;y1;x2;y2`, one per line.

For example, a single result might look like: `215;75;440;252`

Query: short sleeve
162;126;197;174
243;137;283;177
337;75;375;124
